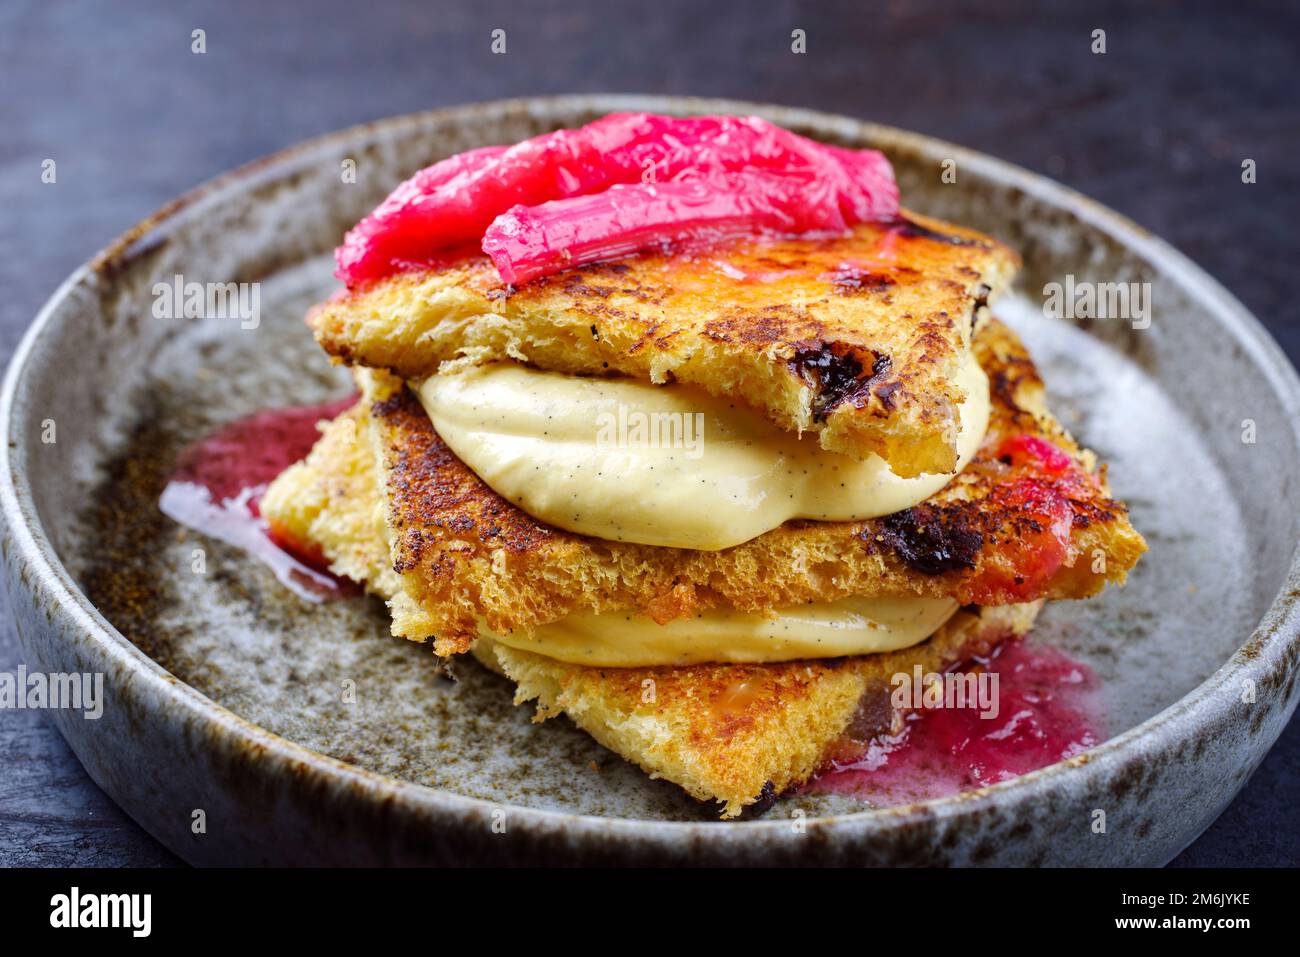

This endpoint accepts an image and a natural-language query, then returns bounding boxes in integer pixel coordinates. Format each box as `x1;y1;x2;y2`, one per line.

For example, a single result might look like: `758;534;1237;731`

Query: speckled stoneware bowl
3;95;1299;866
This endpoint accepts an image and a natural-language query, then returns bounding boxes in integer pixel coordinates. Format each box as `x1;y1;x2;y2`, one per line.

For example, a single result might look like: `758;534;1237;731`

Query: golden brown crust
351;318;1144;646
315;211;1021;477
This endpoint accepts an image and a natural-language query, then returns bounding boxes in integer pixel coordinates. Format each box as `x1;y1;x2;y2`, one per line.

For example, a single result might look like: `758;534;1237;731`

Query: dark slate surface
1;0;1296;868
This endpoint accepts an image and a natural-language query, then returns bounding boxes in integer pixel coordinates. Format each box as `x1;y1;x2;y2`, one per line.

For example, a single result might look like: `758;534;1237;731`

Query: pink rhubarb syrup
159;397;356;601
812;638;1104;806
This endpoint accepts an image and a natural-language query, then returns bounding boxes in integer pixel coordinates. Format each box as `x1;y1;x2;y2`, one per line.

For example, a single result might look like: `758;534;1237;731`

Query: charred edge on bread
828;264;897;296
970;282;993;333
891;216;992;249
790;342;894;421
369;391;410;422
743;781;780;818
868;504;984;575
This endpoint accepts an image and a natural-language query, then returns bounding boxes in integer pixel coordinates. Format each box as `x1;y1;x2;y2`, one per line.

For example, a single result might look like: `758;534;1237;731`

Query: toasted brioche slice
261;406;1041;817
473;601;1040;817
314;212;1020;477
260;404;400;597
318;318;1142;653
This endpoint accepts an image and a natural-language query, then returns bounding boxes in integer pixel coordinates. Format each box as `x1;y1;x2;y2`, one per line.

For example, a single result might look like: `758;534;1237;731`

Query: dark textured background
1;0;1297;867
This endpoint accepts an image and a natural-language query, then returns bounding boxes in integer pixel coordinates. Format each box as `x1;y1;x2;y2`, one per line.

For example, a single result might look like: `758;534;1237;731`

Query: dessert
204;113;1145;817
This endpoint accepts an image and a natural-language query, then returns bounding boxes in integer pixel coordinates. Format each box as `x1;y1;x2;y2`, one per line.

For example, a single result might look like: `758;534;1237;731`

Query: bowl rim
4;93;1300;849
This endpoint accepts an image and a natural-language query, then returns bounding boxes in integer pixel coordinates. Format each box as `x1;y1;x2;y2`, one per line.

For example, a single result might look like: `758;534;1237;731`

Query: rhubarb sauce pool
159;397;355;601
811;639;1104;807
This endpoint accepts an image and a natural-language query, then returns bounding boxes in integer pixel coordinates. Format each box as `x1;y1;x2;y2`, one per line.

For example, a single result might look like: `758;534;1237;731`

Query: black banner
0;866;1275;940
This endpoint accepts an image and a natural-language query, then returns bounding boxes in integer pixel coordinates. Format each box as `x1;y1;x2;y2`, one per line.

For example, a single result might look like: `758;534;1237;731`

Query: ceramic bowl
4;95;1299;865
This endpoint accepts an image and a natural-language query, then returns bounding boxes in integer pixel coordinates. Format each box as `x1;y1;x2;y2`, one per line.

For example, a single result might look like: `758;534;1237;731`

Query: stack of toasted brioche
262;211;1145;817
